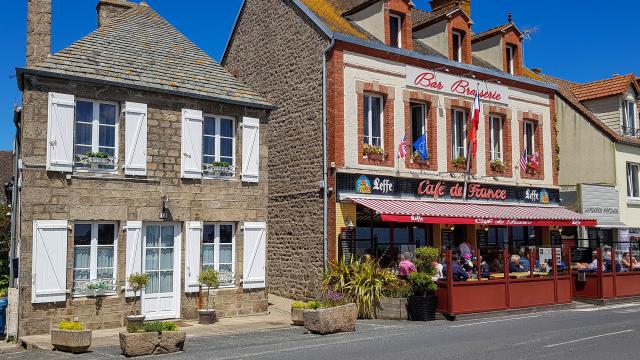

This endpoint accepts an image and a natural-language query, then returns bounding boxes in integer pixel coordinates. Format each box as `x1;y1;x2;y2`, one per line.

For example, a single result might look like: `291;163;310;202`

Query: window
489;115;503;161
73;222;117;294
506;45;515;75
389;14;402;48
622;99;637;136
74;100;118;170
628;163;640;198
410;102;427;151
202;116;235;176
523;121;536;156
363;94;383;147
452;31;463;62
452;109;467;158
202;223;235;287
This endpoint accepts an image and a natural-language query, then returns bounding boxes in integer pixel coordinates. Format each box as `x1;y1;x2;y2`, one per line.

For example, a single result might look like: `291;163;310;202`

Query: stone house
224;0;592;299
12;0;272;337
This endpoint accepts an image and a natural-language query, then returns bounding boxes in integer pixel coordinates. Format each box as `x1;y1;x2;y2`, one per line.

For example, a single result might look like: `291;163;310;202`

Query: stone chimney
96;0;135;28
26;0;51;66
430;0;471;17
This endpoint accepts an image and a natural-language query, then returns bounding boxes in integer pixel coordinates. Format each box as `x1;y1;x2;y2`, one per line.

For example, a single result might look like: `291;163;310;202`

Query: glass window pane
220;225;233;243
146;271;159;294
97;246;114;268
75;122;93;146
363;96;370;143
145;249;159;271
98;147;115;157
74;269;90;281
203;155;215;165
74;246;91;268
76;101;93;123
411;104;424;146
202;244;214;266
203;137;215;157
74;224;92;245
99;126;115;148
99;104;116;125
204;117;216;136
413;227;426;247
160;248;174;270
219;264;232;274
159;271;173;293
146;226;159;247
220;157;233;165
97;268;113;280
75;145;92;156
203;225;215;244
98;224;115;245
220;138;233;158
390;16;400;47
220;119;233;137
161;226;174;247
371;97;381;140
219;244;232;263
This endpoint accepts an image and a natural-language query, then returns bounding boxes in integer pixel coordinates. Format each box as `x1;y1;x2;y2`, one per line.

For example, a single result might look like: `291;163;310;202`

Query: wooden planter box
51;329;92;353
303;303;357;335
119;331;186;357
377;297;408;320
291;308;304;326
366;153;385;161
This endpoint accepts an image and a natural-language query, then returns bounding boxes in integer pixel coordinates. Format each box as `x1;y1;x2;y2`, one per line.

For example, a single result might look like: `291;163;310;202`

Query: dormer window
622;99;637;136
452;30;463;62
389;14;402;48
506;45;515;75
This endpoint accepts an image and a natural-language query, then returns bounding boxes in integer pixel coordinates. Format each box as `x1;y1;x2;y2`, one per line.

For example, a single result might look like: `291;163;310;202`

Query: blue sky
0;0;638;150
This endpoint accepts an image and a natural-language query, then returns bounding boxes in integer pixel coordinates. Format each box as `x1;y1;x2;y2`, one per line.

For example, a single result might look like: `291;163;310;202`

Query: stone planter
291;308;304;326
198;309;216;325
51;329;92;353
377;297;408;320
303;303;357;335
126;315;145;328
119;331;186;357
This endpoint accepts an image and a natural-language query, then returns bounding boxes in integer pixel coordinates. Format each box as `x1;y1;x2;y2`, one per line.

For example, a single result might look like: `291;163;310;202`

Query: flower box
303;303;357;335
489;160;506;173
51;329;92;353
87;157;113;165
366;152;385;161
85;288;106;297
119;331;186;357
377;297;408;320
407;295;438;321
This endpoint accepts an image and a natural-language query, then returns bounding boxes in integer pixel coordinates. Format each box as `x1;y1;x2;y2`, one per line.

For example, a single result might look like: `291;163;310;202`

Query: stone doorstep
19;310;291;352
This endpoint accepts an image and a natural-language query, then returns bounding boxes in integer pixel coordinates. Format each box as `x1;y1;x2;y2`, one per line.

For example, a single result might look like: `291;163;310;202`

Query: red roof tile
570;74;639;101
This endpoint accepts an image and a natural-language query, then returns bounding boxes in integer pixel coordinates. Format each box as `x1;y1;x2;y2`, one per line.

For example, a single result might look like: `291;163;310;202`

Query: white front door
142;223;181;320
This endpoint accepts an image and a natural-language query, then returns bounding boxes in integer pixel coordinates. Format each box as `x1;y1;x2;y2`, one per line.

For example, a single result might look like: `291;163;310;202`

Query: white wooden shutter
124;102;148;176
242;222;266;289
32;220;68;303
181;109;203;179
241;117;260;183
125;221;143;297
46;92;75;172
184;221;202;293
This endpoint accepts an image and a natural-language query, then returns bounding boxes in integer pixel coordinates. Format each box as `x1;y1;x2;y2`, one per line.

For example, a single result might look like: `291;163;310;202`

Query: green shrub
305;300;321;310
0;288;7;297
199;268;220;310
84;151;110;159
127;273;149;316
160;321;178;332
415;247;440;272
58;321;83;331
408;272;437;297
382;280;412;298
142;321;179;334
291;301;307;310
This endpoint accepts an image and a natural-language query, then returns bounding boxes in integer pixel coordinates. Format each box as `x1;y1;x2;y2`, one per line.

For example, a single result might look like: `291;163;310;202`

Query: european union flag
413;133;428;160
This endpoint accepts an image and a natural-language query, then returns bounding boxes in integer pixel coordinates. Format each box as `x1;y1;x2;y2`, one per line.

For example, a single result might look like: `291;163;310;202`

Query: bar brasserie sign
405;65;509;104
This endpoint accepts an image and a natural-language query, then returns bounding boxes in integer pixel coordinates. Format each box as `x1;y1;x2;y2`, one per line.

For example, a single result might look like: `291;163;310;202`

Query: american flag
519;150;528;172
397;135;408;159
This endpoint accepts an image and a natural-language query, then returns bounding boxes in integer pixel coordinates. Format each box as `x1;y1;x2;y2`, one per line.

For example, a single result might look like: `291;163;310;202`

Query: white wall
583;96;621;131
347;2;385;42
472;36;502;70
413;21;448;56
615;143;640;229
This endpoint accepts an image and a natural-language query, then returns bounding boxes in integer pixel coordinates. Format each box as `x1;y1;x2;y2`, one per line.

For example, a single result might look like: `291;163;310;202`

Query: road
6;302;640;360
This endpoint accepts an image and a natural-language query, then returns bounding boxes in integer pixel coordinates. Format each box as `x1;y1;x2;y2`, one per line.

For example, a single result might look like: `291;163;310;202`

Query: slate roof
0;151;13;204
20;3;272;109
570;74;639;102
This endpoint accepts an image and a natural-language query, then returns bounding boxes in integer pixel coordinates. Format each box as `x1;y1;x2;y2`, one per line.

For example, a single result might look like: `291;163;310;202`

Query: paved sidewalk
20;295;293;351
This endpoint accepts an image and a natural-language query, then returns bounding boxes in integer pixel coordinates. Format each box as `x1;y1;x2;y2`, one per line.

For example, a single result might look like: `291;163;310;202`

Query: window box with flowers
412;151;430;166
526;162;538;175
451;156;467;170
203;161;235;178
489;159;506;173
75;151;116;168
363;144;386;161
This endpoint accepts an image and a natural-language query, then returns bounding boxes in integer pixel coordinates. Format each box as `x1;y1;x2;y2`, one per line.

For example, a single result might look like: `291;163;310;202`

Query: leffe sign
405;65;510;104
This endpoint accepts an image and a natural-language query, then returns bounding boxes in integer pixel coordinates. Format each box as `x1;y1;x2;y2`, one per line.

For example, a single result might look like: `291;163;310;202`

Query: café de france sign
405;65;509;104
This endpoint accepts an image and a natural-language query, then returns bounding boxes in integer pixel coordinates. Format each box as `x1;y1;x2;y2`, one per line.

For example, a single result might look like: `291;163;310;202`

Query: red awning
350;198;597;227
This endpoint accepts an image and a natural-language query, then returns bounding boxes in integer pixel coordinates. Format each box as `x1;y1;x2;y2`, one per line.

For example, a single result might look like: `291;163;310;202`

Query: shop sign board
579;184;620;224
406;65;510;104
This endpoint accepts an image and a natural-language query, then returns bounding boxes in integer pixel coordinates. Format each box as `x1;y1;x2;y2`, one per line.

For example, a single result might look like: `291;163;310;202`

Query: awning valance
350;198;597;227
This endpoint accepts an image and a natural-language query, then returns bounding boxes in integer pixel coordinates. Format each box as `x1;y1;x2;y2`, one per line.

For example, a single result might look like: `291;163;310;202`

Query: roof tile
570;74;638;102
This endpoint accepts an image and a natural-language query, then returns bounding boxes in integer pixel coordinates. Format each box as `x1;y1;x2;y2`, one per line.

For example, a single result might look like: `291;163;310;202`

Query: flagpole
463;85;480;201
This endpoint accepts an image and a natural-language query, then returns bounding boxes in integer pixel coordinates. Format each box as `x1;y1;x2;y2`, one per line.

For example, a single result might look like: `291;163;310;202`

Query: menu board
339;228;356;260
476;230;488;247
441;230;453;250
571;247;593;263
550;231;562;246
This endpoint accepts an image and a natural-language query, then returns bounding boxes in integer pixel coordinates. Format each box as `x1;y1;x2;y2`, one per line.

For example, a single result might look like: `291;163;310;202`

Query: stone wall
17;74;269;336
223;0;328;299
26;0;51;66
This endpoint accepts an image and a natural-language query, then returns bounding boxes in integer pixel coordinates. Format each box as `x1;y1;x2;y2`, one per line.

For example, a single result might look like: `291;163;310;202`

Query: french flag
469;89;481;158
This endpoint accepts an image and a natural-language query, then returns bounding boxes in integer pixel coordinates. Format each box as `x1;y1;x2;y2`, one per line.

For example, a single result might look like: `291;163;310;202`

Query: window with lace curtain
202;223;235;287
73;222;117;295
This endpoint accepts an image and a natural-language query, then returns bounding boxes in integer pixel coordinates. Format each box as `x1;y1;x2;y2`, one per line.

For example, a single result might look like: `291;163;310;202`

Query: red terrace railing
437;247;572;316
572;245;640;300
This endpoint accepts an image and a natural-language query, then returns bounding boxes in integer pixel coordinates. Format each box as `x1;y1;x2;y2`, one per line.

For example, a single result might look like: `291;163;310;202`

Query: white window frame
452;31;463;63
410;102;427;152
74;99;119;172
389;13;402;48
202;115;236;179
72;221;118;296
202;223;236;288
628;163;640;199
506;45;515;75
489;115;504;161
622;99;637;136
363;94;384;148
452;108;467;158
524;120;536;156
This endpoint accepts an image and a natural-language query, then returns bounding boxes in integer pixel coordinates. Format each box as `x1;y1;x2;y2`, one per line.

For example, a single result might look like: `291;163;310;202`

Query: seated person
621;252;635;271
587;252;605;273
431;259;444;281
602;250;622;273
443;256;469;282
397;253;417;279
519;248;531;272
509;254;526;273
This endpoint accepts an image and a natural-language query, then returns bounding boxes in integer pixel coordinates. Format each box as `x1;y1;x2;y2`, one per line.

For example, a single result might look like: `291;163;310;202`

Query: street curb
441;303;575;321
574;296;640;306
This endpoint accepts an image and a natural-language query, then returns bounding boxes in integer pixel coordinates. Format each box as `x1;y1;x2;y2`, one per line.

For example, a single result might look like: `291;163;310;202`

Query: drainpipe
322;38;336;273
9;107;21;288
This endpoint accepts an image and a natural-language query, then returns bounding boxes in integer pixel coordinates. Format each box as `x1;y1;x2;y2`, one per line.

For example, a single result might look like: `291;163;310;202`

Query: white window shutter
124;102;148;176
241;117;260;183
181;109;203;179
46;92;75;172
242;222;266;289
184;221;202;293
32;220;68;303
125;221;143;297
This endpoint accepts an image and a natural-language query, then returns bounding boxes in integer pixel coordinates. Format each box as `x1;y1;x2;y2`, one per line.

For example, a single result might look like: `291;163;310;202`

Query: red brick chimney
430;0;471;17
96;0;135;28
26;0;51;66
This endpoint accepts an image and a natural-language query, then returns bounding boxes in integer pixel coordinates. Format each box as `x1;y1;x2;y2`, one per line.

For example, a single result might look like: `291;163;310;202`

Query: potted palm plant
407;247;440;321
126;273;149;327
51;321;92;353
198;268;220;324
